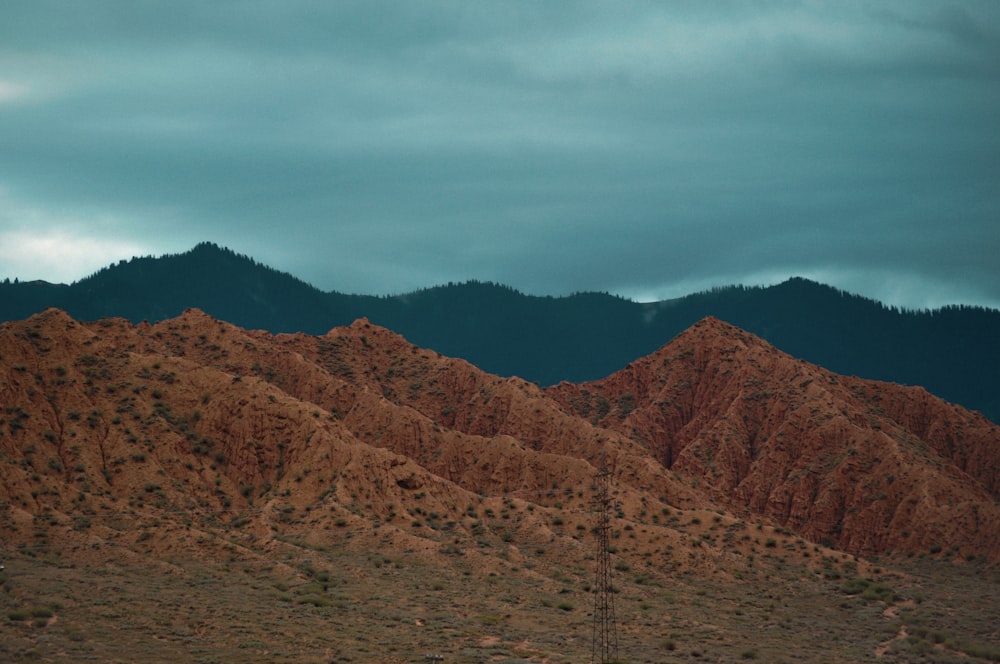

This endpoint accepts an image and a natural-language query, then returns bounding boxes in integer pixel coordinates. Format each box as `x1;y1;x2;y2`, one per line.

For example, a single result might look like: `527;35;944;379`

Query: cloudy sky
1;1;998;310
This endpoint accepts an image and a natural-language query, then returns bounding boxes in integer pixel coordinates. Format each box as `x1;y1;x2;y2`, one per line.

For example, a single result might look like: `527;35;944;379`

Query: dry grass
2;528;997;663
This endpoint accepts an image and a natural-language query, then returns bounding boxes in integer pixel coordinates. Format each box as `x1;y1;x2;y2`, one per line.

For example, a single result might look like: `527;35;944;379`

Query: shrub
297;594;330;607
963;641;1000;661
861;583;897;603
839;577;870;595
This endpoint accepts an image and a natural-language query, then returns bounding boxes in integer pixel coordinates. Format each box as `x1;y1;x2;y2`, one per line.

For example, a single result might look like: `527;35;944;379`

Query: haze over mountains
2;242;997;424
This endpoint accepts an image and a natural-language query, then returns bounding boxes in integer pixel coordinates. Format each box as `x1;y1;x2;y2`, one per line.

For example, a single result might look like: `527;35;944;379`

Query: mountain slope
2;244;998;423
2;309;997;566
4;308;1000;662
548;317;1000;558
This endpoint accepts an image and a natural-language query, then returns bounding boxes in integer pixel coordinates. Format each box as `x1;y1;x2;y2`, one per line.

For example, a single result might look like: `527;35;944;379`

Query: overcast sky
1;1;998;310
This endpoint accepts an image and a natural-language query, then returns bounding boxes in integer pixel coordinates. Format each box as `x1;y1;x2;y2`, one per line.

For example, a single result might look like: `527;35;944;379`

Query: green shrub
962;641;1000;661
839;577;870;595
860;583;896;603
296;594;329;607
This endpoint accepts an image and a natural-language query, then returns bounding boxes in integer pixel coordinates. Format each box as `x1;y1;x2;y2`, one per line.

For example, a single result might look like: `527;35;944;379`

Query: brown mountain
2;308;997;566
0;309;697;572
547;317;1000;559
3;309;1000;662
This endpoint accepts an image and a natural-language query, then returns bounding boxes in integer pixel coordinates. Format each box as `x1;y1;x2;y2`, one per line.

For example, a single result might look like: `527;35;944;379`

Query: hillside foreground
1;309;998;662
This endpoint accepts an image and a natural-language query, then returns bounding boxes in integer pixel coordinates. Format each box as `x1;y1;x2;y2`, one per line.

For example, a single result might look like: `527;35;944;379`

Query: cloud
0;80;31;104
0;189;164;284
0;1;998;310
0;228;149;286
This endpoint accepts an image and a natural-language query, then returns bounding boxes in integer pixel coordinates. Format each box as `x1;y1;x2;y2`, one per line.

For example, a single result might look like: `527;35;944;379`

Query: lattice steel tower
591;457;619;663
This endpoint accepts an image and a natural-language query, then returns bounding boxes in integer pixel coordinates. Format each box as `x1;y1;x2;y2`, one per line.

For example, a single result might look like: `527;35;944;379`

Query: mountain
0;242;366;332
2;242;998;424
548;317;1000;559
2;308;996;560
2;309;999;662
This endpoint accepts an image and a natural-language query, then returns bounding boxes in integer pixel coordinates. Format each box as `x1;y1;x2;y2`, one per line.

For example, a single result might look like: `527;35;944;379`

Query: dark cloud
1;1;998;310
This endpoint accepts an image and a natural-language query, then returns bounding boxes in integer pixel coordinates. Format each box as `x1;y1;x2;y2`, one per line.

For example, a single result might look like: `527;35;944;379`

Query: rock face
1;309;998;564
548;317;1000;558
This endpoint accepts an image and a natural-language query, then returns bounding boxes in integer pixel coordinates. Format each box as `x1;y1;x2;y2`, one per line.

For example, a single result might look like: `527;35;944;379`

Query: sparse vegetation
0;284;998;664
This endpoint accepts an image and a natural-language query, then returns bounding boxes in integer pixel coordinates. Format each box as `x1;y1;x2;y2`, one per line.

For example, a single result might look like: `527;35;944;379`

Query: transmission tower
591;456;619;664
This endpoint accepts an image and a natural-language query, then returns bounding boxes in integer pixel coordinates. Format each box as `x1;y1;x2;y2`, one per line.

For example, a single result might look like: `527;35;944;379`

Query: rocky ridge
0;309;997;569
548;317;1000;558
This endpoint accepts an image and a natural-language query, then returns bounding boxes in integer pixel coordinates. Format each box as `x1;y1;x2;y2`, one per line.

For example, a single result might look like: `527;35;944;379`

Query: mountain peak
1;245;998;422
190;241;224;252
548;316;1000;558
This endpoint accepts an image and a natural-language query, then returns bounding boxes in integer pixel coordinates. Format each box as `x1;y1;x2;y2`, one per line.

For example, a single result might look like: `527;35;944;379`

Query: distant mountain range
2;241;998;423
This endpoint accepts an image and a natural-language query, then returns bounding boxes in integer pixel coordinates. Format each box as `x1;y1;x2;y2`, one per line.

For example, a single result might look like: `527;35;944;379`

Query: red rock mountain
1;309;997;566
548;317;1000;558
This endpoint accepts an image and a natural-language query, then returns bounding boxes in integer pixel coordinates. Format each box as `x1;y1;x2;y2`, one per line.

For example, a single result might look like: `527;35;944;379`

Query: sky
1;1;999;310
